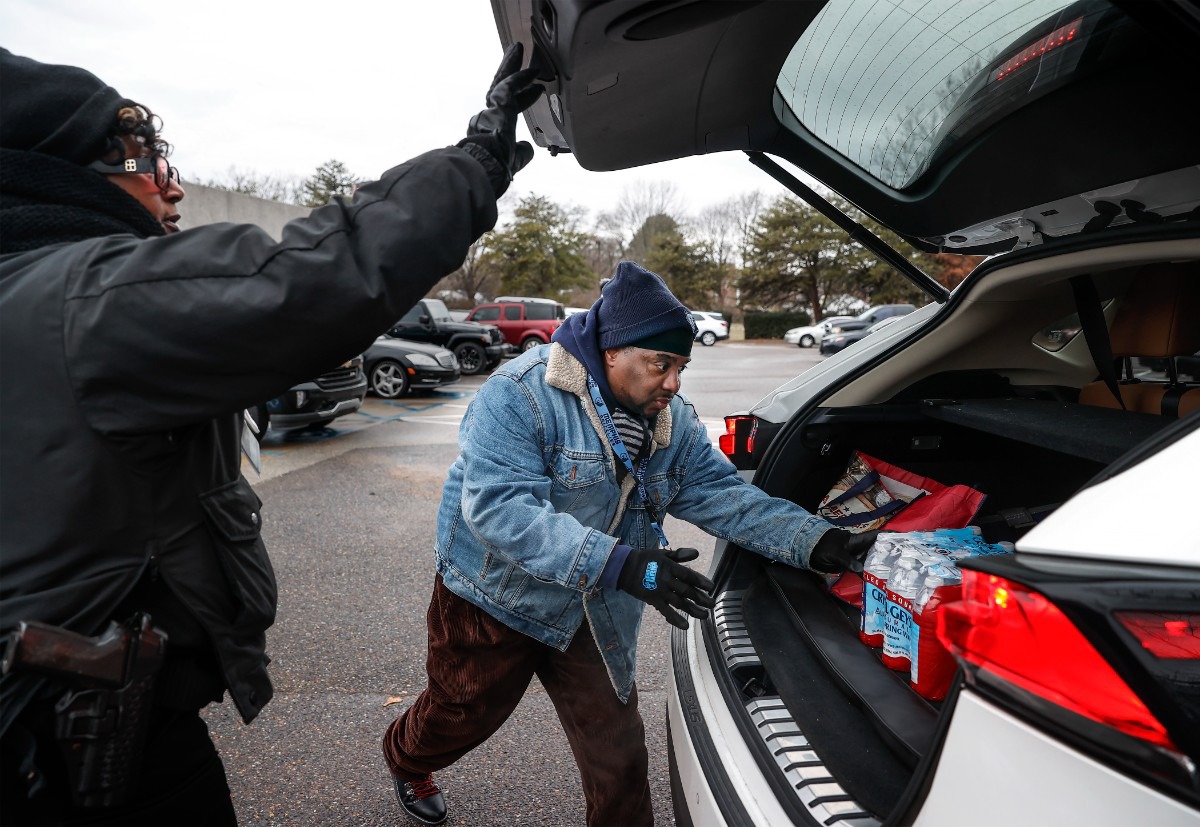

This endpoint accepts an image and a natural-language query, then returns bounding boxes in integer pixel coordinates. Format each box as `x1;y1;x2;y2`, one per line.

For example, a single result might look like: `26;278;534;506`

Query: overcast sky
2;0;799;228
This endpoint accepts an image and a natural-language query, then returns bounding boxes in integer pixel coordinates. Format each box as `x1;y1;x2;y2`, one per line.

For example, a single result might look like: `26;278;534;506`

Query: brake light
938;570;1176;750
718;419;737;456
1116;612;1200;659
992;17;1082;83
719;415;756;458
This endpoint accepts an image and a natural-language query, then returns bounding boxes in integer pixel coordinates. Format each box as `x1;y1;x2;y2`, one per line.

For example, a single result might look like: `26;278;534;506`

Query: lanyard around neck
586;374;670;549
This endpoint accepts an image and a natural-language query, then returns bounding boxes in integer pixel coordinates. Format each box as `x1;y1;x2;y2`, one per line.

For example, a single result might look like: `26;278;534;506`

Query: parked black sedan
819;315;902;355
363;336;460;399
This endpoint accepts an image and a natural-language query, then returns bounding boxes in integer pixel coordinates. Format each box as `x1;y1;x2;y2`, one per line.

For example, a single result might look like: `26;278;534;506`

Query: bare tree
731;190;765;265
692;191;765;314
695;201;740;271
434;237;497;307
580;230;623;285
597;180;684;252
194;166;302;204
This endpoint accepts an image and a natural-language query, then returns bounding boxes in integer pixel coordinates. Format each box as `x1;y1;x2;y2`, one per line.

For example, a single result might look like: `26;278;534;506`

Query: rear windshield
775;0;1117;189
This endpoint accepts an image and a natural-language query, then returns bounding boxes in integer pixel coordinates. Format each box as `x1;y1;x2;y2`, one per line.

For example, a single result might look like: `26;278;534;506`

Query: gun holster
48;614;166;808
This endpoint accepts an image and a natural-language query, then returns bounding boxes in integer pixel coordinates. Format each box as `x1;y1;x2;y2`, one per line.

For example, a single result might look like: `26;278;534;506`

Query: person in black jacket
0;44;541;825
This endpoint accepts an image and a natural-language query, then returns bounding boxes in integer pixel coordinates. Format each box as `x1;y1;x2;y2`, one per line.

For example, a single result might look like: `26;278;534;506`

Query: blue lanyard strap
586;374;670;549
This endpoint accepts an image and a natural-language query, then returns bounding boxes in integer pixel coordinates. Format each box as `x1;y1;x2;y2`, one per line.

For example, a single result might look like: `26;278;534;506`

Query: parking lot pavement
247;388;481;482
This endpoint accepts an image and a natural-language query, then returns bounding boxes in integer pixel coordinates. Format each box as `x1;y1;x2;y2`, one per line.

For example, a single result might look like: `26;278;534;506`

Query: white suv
691;311;729;346
494;0;1200;824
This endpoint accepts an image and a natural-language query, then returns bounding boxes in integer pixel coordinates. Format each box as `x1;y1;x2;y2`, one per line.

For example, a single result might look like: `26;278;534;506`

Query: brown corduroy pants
383;576;653;827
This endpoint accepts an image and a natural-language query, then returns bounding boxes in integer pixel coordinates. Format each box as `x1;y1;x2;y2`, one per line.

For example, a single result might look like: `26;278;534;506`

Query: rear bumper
667;615;792;827
668;596;1200;827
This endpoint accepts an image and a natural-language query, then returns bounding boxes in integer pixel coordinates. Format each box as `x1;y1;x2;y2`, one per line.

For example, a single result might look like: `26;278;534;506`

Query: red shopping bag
822;452;986;607
857;452;986;532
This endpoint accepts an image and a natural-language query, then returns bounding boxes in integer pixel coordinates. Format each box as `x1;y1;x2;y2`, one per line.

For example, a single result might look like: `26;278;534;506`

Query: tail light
719;415;757;465
936;553;1200;809
938;570;1176;750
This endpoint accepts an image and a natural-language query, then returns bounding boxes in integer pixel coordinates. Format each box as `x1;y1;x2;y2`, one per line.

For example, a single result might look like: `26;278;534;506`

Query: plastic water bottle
909;566;963;701
882;553;924;671
860;542;901;647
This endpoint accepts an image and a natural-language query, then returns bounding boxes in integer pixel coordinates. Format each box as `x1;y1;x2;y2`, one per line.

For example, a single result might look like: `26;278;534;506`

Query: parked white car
784;315;856;348
494;0;1200;824
691;310;729;346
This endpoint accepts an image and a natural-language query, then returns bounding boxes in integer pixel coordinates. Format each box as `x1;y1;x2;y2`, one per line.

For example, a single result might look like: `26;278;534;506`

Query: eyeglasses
88;153;180;194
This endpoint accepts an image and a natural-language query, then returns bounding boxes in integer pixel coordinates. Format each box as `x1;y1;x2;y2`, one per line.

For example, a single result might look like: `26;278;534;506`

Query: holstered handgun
2;613;167;808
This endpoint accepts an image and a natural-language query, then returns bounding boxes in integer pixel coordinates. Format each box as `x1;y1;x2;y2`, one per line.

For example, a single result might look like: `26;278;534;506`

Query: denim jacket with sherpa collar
434;342;834;702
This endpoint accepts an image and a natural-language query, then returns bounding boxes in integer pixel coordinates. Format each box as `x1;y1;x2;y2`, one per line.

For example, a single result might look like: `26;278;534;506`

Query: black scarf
0;148;163;254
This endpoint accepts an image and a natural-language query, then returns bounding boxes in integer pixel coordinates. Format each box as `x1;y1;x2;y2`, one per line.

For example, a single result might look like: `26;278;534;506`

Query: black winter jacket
0;146;499;734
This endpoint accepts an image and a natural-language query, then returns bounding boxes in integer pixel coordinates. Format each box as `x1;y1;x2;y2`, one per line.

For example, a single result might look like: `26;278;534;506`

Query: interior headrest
1109;262;1200;358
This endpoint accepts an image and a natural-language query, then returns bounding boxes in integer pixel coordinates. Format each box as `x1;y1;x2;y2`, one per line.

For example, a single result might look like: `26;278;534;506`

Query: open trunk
710;390;1159;821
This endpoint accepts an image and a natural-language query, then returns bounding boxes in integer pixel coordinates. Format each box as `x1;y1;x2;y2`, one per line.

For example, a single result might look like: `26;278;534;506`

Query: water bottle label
883;593;913;661
862;574;888;636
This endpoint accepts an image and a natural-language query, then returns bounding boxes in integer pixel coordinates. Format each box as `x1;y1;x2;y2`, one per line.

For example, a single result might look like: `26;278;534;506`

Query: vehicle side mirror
419;314;432;326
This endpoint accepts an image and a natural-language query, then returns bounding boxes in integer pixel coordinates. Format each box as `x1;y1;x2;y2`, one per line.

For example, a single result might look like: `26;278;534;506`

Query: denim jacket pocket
547;449;607;514
640;473;681;512
200;477;278;630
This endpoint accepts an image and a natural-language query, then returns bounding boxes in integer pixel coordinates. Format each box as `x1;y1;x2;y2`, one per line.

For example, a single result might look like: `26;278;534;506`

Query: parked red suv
466;297;565;353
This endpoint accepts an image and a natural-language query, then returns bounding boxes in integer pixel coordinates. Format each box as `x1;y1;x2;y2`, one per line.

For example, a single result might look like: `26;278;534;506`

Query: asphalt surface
204;341;824;825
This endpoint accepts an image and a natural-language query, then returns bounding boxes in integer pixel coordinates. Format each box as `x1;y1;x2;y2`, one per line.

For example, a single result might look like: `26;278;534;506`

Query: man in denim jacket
383;262;874;826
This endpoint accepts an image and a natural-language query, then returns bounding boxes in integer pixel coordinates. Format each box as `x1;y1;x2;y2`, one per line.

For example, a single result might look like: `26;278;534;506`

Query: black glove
458;42;544;198
808;529;880;574
617;547;716;630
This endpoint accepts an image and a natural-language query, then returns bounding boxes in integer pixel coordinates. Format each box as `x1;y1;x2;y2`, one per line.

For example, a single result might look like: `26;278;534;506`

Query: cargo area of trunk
714;384;1179;821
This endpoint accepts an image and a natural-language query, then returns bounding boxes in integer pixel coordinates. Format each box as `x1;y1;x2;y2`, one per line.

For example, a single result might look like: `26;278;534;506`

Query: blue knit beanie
597;262;696;356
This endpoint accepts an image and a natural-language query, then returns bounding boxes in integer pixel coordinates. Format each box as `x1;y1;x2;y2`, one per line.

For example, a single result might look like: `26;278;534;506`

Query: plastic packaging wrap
858;529;1013;694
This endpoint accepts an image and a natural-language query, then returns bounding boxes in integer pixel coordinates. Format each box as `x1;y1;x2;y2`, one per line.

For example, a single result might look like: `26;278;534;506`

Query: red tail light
719;415;756;458
938;570;1176;750
1116;612;1200;660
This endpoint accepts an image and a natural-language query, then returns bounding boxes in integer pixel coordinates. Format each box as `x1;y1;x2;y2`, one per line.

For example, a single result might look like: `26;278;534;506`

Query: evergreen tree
642;226;721;311
299;159;361;207
739;195;856;316
626;213;679;264
740;194;946;316
482;195;593;297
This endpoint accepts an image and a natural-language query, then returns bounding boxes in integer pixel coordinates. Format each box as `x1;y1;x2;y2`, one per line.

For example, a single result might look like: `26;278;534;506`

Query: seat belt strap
1070;275;1125;410
1161;385;1190;419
